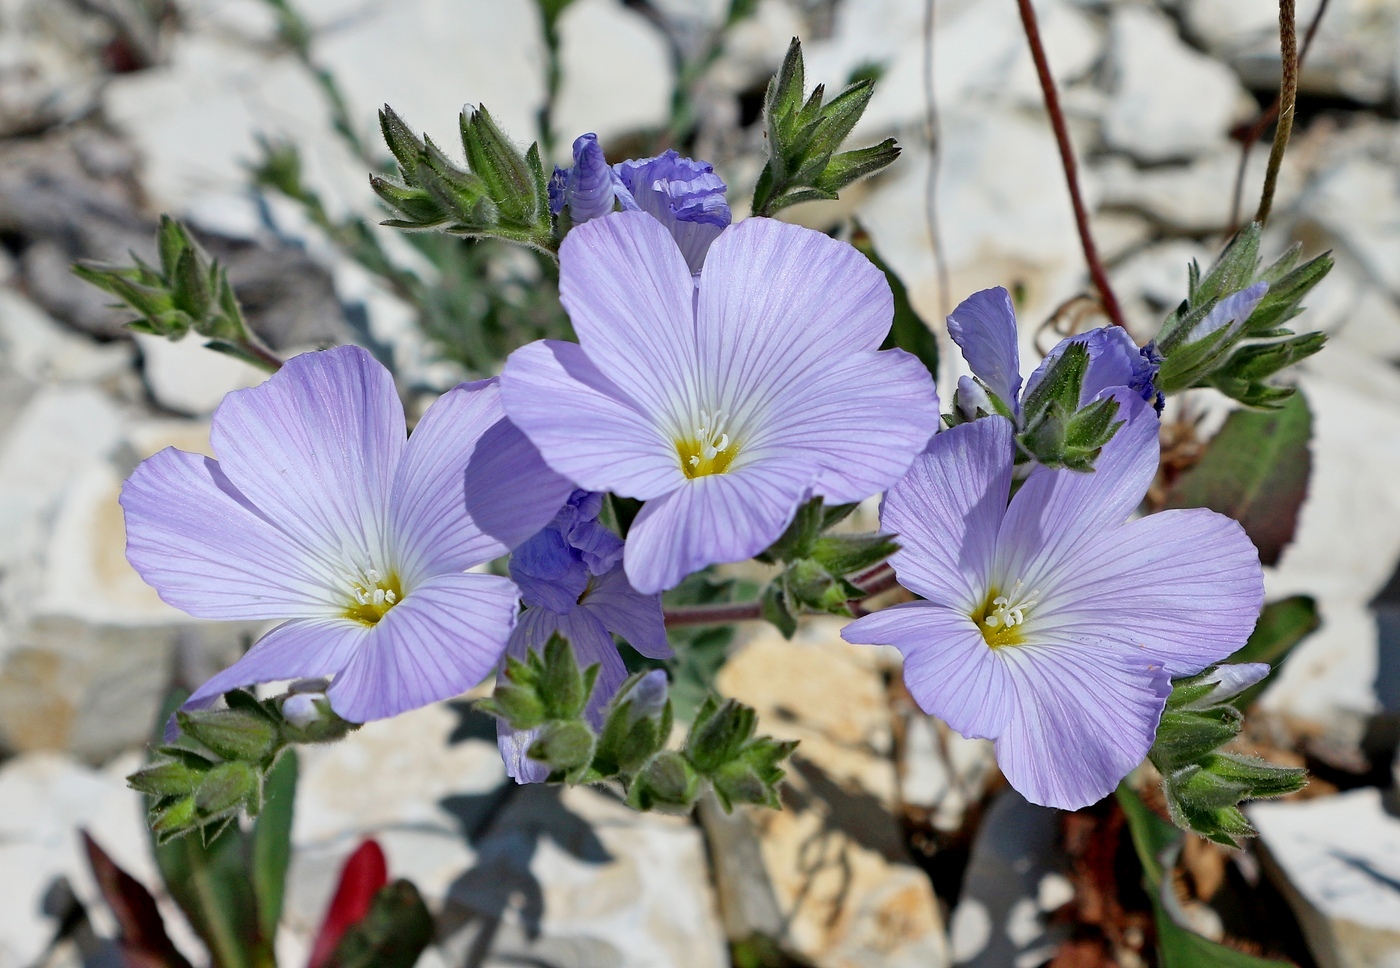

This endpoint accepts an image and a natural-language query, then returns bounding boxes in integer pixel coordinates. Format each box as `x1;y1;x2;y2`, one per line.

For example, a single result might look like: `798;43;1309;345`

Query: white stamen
385;590;397;604
984;579;1039;630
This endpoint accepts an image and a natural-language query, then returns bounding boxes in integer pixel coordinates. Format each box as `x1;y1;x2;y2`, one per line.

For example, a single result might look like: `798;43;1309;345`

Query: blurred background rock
0;0;1398;965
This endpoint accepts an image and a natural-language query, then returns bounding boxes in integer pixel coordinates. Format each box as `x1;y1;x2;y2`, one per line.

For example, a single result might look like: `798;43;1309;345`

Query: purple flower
841;392;1263;810
499;490;671;782
550;133;731;273
948;287;1164;417
500;212;940;594
120;346;573;724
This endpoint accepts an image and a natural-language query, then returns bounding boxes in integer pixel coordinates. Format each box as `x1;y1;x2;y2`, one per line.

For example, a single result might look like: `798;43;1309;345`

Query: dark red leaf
307;839;389;968
81;829;195;968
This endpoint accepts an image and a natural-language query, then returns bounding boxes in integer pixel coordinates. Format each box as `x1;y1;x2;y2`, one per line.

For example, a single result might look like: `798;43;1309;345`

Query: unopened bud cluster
478;634;795;812
128;684;355;844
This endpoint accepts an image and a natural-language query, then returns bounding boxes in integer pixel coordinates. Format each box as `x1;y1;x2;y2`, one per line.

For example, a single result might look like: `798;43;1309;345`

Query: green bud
627;751;700;812
150;796;198;842
128;758;208;797
539;633;597;720
594;671;672;778
686;697;757;775
194;761;260;816
756;497;824;564
809;532;899;578
527;720;596;773
176;707;278;762
1200;752;1306;798
1150;707;1242;773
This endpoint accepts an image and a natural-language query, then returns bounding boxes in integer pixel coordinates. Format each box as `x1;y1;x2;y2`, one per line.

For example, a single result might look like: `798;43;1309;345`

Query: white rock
1300;136;1400;298
901;713;997;833
1107;238;1212;339
1250;789;1400;968
0;290;132;385
0;386;122;572
1102;6;1250;163
552;0;672;152
134;332;269;417
0;0;108;137
1260;349;1400;726
949;790;1068;968
1183;0;1399;106
289;702;728;967
0;751;198;968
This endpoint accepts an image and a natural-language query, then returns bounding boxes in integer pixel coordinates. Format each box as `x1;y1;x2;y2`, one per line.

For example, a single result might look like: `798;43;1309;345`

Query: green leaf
325;880;435;968
1117;785;1292;968
251;748;297;943
1162;392;1311;566
1229;595;1319;707
852;226;939;381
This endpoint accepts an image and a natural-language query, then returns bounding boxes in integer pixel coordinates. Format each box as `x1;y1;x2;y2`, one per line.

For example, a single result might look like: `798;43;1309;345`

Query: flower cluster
120;134;1267;815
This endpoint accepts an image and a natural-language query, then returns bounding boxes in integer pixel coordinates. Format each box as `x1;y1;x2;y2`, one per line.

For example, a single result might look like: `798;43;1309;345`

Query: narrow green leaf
1229;596;1319;707
852;226;938;380
1116;785;1292;968
1162;392;1311;566
251;749;298;943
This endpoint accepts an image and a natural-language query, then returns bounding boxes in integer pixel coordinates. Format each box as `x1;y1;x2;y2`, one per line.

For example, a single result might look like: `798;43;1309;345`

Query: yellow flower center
342;568;403;626
971;579;1038;648
677;408;739;479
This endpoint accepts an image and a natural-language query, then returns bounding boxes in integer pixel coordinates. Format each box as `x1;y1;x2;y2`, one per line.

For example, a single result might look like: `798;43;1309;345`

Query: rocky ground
1;0;1399;966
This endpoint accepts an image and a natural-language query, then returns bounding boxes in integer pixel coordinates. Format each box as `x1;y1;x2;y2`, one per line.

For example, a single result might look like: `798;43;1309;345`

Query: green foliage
1155;223;1330;406
478;633;796;813
851;226;939;382
1148;667;1306;847
1228;595;1320;708
655;572;747;719
1016;343;1125;470
751;39;900;217
131;688;355;846
1117;785;1294;967
324;881;435;968
1163;393;1311;566
373;104;555;252
72;216;280;372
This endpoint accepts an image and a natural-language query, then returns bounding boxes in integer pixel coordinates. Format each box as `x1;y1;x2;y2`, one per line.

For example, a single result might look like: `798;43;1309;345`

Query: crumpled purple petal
550;133;622;223
614;150;730;273
946;287;1023;415
1024;325;1163;411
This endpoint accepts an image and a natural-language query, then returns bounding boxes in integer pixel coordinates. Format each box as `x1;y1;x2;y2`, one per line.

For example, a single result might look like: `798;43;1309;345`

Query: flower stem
1014;0;1128;332
1254;0;1301;227
661;561;903;628
1228;0;1330;234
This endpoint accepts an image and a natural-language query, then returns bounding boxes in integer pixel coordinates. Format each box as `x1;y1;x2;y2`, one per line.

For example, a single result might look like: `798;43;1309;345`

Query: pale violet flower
948;286;1164;419
549;132;731;272
121;346;573;724
498;490;671;782
500;211;940;594
842;391;1264;810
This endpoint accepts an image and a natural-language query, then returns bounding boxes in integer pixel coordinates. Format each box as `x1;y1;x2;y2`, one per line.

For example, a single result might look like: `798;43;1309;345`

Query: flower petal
557;211;700;430
327;572;518;722
624;463;811;594
501;339;683;500
946;288;1022;413
881;417;1014;609
392;380;572;583
843;602;1014;740
1038;508;1264;678
184;617;369;709
497;605;627;783
613;150;730;273
993;390;1159;596
581;564;671;659
1024;326;1152;407
121;448;337;619
753;347;939;504
995;640;1170;810
557;133;621;223
696;219;894;421
210;345;404;568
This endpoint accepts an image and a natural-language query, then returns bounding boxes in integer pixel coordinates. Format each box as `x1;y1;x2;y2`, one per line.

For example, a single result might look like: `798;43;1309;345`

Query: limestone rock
1102;6;1251;163
1183;0;1399;106
135;333;270;417
713;621;952;968
1250;788;1400;968
553;0;672;150
900;714;997;833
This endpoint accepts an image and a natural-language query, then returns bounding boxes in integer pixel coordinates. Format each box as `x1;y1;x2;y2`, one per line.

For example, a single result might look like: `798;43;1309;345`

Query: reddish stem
1014;0;1128;332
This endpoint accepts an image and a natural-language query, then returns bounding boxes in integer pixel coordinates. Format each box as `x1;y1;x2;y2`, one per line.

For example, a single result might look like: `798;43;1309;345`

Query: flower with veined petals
120;346;573;725
549;132;731;273
500;211;940;594
948;286;1165;419
498;489;671;782
841;391;1263;810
